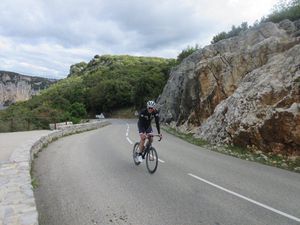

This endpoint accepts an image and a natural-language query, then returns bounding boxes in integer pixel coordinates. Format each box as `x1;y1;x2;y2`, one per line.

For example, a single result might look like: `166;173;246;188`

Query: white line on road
126;123;133;144
126;123;130;137
126;137;133;144
188;173;300;223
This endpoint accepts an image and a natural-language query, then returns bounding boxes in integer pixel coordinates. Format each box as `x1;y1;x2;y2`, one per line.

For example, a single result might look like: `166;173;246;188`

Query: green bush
265;0;300;22
211;22;249;44
211;1;300;44
177;44;200;63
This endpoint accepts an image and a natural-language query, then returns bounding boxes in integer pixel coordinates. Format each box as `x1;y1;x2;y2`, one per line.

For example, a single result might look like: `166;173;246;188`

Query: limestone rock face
157;20;300;155
0;71;56;107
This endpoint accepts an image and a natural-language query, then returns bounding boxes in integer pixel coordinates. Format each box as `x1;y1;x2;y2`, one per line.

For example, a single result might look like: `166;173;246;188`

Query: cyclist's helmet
147;100;156;109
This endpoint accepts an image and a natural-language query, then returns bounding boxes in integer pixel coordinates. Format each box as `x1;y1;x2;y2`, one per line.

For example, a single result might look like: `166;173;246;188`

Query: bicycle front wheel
146;147;158;174
133;142;141;165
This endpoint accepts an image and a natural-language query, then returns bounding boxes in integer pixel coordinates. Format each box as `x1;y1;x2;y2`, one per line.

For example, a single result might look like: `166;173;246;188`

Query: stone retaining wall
0;120;110;225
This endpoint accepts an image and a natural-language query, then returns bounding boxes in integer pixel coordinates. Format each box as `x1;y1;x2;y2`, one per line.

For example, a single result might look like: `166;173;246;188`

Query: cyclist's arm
154;112;160;134
138;110;147;132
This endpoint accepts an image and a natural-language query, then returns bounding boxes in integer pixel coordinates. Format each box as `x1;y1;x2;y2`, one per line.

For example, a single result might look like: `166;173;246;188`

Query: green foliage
177;44;200;63
69;102;87;118
163;126;208;146
43;76;86;107
211;32;227;44
211;22;249;44
131;74;166;109
264;0;300;22
211;0;300;44
0;55;174;131
89;80;132;112
109;107;136;118
83;55;174;112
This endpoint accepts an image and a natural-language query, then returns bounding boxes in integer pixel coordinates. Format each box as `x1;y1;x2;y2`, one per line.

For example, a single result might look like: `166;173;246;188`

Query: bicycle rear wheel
133;142;141;165
146;147;158;174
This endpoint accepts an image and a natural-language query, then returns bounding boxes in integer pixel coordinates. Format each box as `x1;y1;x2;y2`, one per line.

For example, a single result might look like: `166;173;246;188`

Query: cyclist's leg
139;132;146;153
145;126;153;148
137;123;146;153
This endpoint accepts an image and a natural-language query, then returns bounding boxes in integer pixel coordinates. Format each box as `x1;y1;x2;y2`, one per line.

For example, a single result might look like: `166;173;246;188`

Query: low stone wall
48;121;73;130
0;120;110;225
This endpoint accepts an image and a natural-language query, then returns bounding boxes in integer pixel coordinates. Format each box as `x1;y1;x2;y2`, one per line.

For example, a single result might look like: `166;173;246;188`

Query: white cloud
0;0;278;79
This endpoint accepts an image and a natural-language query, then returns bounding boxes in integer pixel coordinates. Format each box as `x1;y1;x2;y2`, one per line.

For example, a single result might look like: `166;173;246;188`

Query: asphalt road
33;119;300;225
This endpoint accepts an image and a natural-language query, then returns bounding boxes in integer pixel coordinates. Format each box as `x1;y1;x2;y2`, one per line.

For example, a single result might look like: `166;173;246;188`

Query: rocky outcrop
0;71;56;107
157;20;300;155
68;61;88;77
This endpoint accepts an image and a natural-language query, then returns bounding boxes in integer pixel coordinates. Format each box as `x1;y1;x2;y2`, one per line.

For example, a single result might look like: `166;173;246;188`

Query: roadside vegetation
0;55;175;131
176;44;200;63
211;0;300;43
264;0;300;22
163;126;300;173
109;107;137;119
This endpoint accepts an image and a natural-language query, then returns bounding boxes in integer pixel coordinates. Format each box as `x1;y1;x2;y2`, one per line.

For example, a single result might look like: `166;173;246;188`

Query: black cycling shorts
138;126;153;134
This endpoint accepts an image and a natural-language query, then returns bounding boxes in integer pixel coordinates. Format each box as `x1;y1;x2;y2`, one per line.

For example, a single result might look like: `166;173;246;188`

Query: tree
177;44;200;63
131;74;165;109
265;0;300;22
69;102;87;118
211;32;227;44
90;80;132;113
211;22;248;44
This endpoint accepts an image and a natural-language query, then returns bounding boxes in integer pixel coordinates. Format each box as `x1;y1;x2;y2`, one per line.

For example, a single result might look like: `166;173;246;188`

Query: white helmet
147;100;156;109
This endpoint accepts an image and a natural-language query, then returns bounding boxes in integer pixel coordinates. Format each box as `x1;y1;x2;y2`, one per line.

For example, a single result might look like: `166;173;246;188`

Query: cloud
0;0;278;79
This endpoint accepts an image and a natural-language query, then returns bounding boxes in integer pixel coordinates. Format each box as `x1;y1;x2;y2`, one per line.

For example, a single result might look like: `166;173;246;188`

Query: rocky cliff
0;71;56;107
157;20;300;156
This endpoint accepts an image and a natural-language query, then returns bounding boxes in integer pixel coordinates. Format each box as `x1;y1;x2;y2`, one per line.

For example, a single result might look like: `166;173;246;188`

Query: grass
31;177;39;189
30;166;39;189
163;126;300;173
164;126;208;146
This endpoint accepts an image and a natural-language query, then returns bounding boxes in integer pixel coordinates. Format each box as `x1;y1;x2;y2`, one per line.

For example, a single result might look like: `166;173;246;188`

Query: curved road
33;119;300;225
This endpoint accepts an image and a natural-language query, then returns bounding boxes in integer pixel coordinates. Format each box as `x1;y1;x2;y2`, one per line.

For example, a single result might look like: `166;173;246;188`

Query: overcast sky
0;0;278;79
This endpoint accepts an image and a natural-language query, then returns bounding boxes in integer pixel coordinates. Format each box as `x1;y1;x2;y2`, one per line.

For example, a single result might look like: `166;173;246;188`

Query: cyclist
137;100;162;162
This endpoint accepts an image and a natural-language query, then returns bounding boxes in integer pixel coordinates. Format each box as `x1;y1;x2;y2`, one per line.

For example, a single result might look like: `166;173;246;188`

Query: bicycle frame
133;133;161;173
143;134;161;152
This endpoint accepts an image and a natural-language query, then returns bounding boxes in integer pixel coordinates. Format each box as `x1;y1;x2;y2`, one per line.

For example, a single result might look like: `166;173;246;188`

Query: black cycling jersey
137;108;160;134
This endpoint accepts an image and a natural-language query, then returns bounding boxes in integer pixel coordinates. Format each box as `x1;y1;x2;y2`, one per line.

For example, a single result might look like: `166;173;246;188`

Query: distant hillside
0;71;57;108
65;54;175;112
0;55;175;131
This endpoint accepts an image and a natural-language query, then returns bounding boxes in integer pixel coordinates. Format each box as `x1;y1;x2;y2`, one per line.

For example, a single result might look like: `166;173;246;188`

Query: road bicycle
132;134;161;174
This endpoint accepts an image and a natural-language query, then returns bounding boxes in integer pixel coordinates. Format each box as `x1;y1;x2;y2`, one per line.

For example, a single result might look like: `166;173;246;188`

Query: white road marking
126;123;133;144
158;159;165;163
126;123;130;137
188;173;300;223
126;137;133;144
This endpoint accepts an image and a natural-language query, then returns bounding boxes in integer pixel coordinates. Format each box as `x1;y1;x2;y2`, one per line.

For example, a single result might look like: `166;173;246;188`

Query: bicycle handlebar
146;133;162;141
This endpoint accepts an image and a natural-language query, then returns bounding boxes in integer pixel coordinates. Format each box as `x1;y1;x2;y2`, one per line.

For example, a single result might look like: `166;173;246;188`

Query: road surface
33;119;300;225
